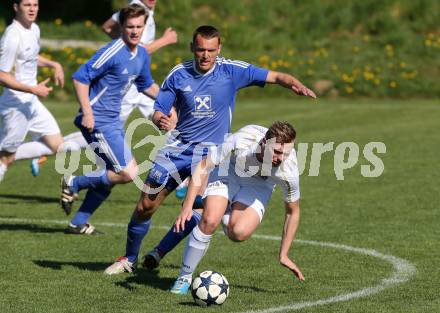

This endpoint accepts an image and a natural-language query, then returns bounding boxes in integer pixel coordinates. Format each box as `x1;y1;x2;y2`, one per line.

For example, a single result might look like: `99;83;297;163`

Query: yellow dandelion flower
425;39;432;47
307;59;315;65
287;49;295;57
258;55;270;63
150;63;157;71
85;20;93;28
362;35;370;42
363;71;375;81
54;18;63;26
352;46;359;53
345;86;353;94
374;78;381;85
389;81;397;88
399;62;406;68
175;57;182;64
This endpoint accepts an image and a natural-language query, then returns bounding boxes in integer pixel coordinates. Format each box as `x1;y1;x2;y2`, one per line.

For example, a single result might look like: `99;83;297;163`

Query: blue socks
155;210;202;257
126;217;152;263
71;169;111;193
70;187;111;226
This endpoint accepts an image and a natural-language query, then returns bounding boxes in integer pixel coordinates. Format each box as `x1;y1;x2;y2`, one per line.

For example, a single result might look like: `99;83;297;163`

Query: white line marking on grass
0;217;416;312
239;235;417;313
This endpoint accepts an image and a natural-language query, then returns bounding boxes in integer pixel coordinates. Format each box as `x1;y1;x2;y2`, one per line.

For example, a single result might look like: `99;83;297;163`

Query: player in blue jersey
59;4;160;235
104;25;316;274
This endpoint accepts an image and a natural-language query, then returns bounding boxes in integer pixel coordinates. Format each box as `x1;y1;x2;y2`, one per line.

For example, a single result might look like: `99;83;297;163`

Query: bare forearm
182;160;210;210
38;56;60;69
73;80;92;114
144;37;169;55
142;83;159;99
0;71;34;94
266;70;316;98
279;202;300;258
102;18;120;39
267;71;302;89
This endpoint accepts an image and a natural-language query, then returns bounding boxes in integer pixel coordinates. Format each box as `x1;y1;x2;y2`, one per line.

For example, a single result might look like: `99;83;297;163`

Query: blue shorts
76;119;133;173
146;136;211;192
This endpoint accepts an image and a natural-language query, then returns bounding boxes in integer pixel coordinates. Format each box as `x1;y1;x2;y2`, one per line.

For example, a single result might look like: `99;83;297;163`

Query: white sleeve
209;133;237;166
111;11;120;23
277;169;300;203
0;28;20;73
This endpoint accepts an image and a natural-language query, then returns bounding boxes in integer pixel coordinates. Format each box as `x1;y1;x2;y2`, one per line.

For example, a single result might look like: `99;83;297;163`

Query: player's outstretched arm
101;17;121;39
266;71;316;98
279;200;305;281
175;158;213;233
73;79;94;132
0;71;52;98
38;56;64;88
144;27;178;55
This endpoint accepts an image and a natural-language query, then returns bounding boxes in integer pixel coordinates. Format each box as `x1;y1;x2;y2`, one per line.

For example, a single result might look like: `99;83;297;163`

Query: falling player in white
102;0;178;123
0;0;69;182
170;121;304;294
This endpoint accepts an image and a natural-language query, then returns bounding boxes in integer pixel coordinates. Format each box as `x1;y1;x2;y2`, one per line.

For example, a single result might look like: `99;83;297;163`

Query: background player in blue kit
60;4;160;235
105;25;316;274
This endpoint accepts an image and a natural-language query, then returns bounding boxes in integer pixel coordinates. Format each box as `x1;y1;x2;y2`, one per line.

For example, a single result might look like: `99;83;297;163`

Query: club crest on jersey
194;95;211;110
192;95;215;118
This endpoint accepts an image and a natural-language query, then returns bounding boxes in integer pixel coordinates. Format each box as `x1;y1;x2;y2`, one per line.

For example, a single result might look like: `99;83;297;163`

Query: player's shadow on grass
0;223;65;234
33;260;109;271
0;193;59;203
115;269;176;292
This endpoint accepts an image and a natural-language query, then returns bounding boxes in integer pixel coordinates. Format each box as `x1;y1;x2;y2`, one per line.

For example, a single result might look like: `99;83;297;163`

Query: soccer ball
191;270;230;307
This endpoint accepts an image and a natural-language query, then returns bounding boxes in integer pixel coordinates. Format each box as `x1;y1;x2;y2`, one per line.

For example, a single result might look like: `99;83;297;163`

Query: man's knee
227;224;251;242
200;215;221;235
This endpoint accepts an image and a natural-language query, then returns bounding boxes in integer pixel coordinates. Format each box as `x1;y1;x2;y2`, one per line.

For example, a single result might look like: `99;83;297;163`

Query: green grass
0;98;439;312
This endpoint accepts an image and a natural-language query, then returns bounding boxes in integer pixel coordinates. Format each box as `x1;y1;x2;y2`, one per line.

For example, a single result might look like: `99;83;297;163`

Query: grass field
0;98;439;313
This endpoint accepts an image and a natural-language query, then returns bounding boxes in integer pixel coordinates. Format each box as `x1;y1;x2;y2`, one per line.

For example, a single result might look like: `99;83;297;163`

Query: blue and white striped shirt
73;39;154;127
154;57;268;144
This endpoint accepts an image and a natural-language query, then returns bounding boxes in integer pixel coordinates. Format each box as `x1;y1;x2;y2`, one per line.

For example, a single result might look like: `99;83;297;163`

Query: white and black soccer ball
191;270;230;307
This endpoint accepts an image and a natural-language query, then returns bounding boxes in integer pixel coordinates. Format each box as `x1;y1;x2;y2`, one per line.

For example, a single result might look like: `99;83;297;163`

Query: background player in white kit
171;121;304;294
0;0;67;182
102;0;178;123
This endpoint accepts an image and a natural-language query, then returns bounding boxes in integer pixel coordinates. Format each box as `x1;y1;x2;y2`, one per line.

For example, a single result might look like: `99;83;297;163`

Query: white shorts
120;85;154;123
0;98;61;152
204;165;275;222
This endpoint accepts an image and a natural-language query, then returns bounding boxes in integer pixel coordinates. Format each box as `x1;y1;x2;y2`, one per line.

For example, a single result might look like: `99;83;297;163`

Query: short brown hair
265;121;296;144
119;4;147;26
192;25;221;44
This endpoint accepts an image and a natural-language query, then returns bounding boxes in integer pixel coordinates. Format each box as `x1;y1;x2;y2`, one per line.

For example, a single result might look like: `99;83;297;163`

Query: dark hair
192;25;221;44
265;121;296;144
13;0;22;5
119;4;147;26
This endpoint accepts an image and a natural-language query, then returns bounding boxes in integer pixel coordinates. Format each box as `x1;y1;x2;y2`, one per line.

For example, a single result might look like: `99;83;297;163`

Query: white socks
63;132;88;150
14;132;88;161
0;162;7;182
14;141;53;160
179;225;212;279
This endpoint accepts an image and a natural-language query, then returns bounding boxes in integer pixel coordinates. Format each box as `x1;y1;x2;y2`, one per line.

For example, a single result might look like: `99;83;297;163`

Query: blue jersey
72;38;154;127
154;57;268;144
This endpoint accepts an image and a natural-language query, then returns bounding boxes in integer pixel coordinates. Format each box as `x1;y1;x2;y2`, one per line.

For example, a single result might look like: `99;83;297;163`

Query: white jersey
211;125;300;203
112;0;155;45
0;20;40;106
